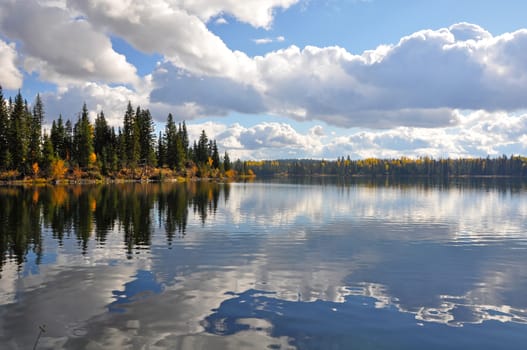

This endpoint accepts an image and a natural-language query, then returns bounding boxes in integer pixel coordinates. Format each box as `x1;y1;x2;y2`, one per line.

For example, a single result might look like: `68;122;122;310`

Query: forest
0;86;234;181
1;85;527;181
244;155;527;178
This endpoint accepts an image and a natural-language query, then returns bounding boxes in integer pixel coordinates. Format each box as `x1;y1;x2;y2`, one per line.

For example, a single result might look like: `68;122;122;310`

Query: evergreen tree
123;101;139;168
223;151;231;171
165;113;178;169
50;115;66;159
181;121;189;156
94;111;111;156
211;140;220;168
0;86;10;170
94;110;114;174
28;94;44;167
73;103;94;168
157;131;166;167
8;91;28;173
41;133;55;173
64;119;73;161
196;130;209;164
136;108;156;166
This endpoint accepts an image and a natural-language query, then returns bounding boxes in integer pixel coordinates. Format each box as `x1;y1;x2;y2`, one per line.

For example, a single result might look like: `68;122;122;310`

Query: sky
1;0;527;160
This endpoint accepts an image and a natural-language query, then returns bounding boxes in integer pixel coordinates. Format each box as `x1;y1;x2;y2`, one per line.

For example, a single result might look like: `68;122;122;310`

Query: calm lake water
1;179;527;349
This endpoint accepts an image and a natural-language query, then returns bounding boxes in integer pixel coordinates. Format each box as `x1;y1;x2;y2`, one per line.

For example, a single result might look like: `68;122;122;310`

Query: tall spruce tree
41;133;54;173
211;140;220;168
94;110;113;173
0;86;10;170
73;103;94;168
181;121;189;156
28;94;44;167
223;151;231;171
165;113;178;169
123;101;139;168
196;130;209;164
137;108;156;166
8;91;28;173
157;131;166;167
64;119;73;161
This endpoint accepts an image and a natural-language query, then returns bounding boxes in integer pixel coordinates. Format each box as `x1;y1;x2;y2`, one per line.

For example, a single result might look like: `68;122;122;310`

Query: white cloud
253;36;286;44
67;0;256;81
150;63;265;118
42;81;149;127
0;39;22;89
214;17;228;25
151;24;527;129
254;38;274;45
180;109;527;160
3;0;527;160
185;121;325;160
0;0;138;86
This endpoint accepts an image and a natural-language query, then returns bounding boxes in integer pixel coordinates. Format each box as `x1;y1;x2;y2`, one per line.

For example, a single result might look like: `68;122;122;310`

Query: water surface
1;180;526;349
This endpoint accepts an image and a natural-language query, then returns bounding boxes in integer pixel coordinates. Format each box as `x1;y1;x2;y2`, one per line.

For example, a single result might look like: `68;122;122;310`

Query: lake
1;179;527;349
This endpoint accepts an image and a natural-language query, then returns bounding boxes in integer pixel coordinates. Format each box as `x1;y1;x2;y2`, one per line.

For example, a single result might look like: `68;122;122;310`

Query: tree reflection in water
0;182;230;274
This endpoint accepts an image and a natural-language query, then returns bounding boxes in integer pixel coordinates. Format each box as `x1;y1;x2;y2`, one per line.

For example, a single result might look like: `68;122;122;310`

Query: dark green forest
0;86;232;181
244;155;527;178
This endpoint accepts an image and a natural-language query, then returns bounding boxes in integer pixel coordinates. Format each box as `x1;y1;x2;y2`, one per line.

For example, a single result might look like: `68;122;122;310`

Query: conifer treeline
244;156;527;178
0;87;231;180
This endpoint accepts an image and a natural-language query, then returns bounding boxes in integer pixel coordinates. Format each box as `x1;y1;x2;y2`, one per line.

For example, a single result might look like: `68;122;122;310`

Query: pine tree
157;131;166;167
123;101;139;168
73;103;94;168
223;151;231;171
181;121;189;156
211;140;220;168
0;86;10;170
8;91;28;173
28;94;44;167
94;110;113;174
64;119;73;161
41;133;55;174
197;130;209;164
136;108;156;166
165;113;178;169
94;111;110;156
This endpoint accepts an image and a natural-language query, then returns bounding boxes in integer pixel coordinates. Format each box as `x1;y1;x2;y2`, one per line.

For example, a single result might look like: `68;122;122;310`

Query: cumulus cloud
0;0;138;86
185;121;326;159
150;63;266;117
183;109;527;160
0;39;22;89
67;0;256;81
42;81;149;127
150;23;527;129
3;0;527;159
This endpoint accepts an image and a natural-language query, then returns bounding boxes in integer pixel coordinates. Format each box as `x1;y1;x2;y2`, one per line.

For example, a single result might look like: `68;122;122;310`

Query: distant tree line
0;86;232;180
243;156;527;178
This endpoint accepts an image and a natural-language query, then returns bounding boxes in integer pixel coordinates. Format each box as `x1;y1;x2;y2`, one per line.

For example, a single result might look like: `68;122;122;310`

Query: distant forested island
1;86;527;183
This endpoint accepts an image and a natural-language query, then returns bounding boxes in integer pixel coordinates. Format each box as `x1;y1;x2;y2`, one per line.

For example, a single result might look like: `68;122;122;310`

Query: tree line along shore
0;86;243;183
1;86;527;183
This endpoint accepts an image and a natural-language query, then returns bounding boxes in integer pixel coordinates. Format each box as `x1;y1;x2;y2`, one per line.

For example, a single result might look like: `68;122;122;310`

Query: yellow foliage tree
225;169;236;178
89;152;97;165
32;162;40;178
51;159;68;180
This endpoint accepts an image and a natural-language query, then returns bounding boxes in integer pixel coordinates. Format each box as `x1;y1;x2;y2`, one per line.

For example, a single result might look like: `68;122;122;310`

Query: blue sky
1;0;527;159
